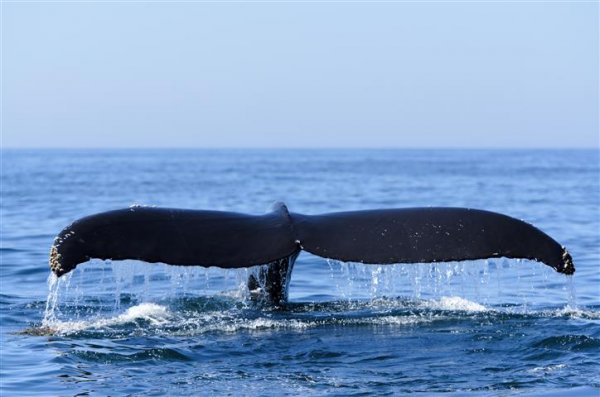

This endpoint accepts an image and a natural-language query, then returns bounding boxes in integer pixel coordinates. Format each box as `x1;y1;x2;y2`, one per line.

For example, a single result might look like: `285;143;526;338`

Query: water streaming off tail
42;260;254;326
323;257;570;308
42;256;574;330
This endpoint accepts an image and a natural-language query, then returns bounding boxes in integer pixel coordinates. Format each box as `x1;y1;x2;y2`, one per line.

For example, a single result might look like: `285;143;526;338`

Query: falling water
324;258;573;309
42;259;285;325
566;275;577;309
41;254;578;329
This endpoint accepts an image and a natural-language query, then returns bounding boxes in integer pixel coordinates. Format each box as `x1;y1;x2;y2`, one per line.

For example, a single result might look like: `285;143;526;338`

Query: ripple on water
73;347;193;364
531;335;600;352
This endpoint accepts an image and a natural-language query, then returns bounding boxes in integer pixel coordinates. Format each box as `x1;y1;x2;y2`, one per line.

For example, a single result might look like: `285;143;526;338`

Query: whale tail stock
49;203;574;304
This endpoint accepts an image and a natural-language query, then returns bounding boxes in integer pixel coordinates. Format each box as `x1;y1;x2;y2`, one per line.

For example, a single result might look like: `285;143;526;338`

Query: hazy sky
2;2;598;148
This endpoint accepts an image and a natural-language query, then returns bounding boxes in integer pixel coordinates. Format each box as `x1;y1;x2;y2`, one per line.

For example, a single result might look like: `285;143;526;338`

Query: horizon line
1;146;598;150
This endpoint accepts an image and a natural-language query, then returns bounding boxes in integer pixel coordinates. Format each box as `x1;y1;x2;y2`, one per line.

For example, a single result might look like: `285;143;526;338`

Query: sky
2;2;598;148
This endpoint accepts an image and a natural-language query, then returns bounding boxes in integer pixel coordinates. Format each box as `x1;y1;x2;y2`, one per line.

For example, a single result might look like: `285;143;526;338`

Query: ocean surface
1;149;599;396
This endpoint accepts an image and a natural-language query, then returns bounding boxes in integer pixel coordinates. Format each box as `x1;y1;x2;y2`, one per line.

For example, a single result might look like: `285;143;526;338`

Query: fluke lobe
49;203;575;304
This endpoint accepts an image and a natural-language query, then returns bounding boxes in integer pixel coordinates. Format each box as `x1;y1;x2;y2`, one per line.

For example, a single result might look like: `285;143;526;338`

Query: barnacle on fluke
561;248;575;275
49;203;575;304
49;245;63;276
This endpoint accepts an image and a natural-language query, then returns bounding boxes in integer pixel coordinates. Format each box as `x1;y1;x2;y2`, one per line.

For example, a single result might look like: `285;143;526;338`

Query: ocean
1;149;599;396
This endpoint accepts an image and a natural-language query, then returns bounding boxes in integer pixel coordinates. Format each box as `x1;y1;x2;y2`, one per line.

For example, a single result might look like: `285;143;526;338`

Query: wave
532;335;600;351
41;302;172;334
28;295;599;338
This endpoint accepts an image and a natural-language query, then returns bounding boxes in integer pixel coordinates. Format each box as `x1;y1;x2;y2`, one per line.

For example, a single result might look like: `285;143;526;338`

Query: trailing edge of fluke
49;203;574;304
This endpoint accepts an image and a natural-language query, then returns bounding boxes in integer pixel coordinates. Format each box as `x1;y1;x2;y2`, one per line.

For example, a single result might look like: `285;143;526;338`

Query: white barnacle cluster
53;230;75;246
561;247;575;275
49;245;63;275
49;229;75;275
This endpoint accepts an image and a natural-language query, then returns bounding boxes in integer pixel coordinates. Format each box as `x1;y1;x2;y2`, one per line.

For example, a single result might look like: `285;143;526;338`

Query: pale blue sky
2;2;598;148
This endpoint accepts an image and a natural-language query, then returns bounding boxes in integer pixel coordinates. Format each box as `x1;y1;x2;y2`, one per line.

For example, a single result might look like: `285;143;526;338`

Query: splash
38;300;437;336
324;258;575;309
43;272;73;325
39;256;580;337
41;259;260;327
43;303;172;335
425;296;487;312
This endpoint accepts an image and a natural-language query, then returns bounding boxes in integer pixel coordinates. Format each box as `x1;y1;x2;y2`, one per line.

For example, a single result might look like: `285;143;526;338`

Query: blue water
1;149;599;396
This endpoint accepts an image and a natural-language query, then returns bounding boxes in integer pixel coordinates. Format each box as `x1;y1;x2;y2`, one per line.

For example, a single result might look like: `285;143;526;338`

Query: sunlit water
1;149;599;396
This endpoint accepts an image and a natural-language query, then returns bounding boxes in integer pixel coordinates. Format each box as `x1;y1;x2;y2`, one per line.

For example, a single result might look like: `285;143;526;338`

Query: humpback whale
49;203;574;304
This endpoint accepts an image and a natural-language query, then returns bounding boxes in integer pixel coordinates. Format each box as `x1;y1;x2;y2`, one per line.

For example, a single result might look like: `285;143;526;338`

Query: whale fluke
50;203;298;277
49;204;574;303
294;208;574;274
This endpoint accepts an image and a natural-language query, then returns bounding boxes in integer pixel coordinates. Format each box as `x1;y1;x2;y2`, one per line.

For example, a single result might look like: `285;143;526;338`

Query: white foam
177;314;429;334
218;318;311;332
425;296;487;312
44;303;172;334
347;315;431;326
550;306;600;320
529;364;566;373
117;303;171;325
173;315;313;334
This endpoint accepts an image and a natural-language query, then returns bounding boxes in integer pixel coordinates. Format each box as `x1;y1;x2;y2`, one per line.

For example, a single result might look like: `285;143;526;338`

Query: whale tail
50;203;574;303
